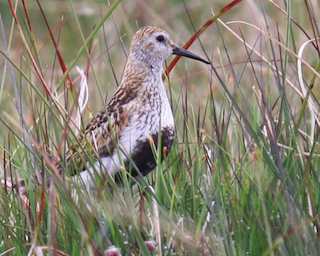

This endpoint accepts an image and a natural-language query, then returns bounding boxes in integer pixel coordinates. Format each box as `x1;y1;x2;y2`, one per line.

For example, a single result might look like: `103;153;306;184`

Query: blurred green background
1;1;320;255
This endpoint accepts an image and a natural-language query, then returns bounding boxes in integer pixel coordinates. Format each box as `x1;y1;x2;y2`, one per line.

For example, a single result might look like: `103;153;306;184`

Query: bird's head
129;26;210;70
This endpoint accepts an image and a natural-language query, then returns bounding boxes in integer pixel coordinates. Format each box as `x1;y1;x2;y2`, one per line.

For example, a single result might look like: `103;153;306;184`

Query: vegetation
1;0;320;255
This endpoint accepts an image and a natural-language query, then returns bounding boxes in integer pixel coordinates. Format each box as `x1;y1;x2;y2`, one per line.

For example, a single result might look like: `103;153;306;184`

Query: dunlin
65;26;210;189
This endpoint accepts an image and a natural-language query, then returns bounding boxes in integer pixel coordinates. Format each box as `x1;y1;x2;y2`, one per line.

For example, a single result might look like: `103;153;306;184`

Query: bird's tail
1;158;64;208
1;177;32;212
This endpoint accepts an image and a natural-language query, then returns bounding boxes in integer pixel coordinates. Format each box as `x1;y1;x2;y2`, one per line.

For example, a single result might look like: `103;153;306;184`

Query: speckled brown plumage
64;26;210;189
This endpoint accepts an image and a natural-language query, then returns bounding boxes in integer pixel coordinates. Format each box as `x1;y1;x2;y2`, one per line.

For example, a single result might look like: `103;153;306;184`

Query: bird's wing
65;102;132;176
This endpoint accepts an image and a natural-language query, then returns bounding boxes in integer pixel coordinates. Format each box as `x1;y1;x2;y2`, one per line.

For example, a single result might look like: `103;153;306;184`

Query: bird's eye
156;35;165;42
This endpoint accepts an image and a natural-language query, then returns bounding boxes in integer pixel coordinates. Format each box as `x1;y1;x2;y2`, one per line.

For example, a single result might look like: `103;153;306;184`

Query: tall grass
1;0;320;255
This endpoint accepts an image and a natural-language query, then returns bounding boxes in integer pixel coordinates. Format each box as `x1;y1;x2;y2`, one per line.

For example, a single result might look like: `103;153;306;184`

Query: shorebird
64;26;210;189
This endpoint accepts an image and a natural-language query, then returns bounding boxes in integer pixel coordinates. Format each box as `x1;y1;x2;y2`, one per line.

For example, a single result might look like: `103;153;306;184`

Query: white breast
74;75;174;190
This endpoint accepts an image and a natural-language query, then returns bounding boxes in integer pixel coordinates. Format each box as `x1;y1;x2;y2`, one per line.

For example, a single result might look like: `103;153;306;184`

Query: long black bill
172;45;210;64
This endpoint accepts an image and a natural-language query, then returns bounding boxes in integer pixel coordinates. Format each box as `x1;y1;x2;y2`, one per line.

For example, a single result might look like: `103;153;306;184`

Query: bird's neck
121;56;163;90
126;51;164;75
110;56;165;108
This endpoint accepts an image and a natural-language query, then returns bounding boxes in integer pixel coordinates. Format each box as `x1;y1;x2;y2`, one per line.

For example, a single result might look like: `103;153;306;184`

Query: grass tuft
1;0;320;255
